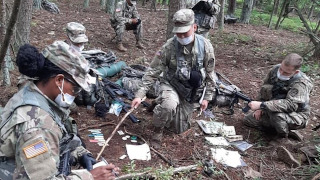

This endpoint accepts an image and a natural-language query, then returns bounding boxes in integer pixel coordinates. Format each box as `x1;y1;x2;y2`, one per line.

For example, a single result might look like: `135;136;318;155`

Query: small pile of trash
197;119;253;168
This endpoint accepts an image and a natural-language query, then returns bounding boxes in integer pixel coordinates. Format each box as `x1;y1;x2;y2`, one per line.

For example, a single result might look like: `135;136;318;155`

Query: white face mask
54;79;75;108
176;33;194;46
277;69;291;81
71;44;84;52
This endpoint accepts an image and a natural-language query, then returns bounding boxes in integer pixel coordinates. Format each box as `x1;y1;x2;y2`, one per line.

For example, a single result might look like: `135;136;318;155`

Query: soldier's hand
131;97;142;109
248;101;262;111
200;100;208;111
90;164;119;180
253;109;263;120
131;18;138;24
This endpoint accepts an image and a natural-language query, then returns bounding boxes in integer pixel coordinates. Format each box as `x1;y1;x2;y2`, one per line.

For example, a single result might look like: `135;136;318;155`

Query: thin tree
275;0;290;29
166;0;187;39
218;0;225;30
106;0;116;14
294;6;320;59
227;0;236;16
100;0;106;8
84;0;90;9
268;0;279;28
239;0;254;24
0;0;21;72
33;0;41;10
150;0;156;11
15;0;33;50
307;0;314;20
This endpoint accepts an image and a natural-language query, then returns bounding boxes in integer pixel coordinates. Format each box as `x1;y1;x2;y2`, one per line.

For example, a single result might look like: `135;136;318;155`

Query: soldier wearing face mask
66;22;88;53
110;0;144;52
131;9;216;149
244;53;313;141
0;42;119;180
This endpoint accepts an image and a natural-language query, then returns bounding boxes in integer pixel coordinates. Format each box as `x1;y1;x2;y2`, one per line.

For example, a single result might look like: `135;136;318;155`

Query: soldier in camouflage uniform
131;9;216;148
110;0;144;52
0;41;118;179
66;22;89;53
187;0;220;38
244;53;313;140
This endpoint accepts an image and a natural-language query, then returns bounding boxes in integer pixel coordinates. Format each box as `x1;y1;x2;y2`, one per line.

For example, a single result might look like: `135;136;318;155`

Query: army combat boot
117;43;127;52
136;41;145;49
151;127;163;149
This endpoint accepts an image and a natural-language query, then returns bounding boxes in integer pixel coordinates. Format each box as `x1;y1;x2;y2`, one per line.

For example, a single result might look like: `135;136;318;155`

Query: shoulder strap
195;34;205;70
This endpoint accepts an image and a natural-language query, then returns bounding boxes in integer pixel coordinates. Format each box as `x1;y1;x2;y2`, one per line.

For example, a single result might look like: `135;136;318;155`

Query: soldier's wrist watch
260;102;266;109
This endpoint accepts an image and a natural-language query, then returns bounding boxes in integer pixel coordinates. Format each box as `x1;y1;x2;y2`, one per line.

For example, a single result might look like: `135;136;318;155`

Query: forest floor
1;0;320;179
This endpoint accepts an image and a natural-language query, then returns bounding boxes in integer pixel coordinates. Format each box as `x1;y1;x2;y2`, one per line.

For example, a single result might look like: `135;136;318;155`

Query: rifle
214;72;252;114
58;150;71;176
103;79;150;108
103;83;140;123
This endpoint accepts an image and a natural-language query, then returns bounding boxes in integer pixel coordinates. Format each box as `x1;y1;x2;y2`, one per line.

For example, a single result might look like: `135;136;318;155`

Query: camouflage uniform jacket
259;64;313;117
0;82;93;180
112;0;140;24
135;35;216;101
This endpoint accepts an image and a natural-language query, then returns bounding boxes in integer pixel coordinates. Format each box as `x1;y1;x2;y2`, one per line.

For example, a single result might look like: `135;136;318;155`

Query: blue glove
79;153;96;171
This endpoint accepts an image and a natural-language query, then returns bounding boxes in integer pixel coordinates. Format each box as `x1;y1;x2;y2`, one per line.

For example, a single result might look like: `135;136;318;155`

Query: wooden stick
96;97;146;160
79;121;116;131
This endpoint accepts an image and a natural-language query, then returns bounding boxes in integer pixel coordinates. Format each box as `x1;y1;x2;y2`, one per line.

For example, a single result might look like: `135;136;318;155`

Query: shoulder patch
116;8;121;12
23;140;48;159
288;88;299;97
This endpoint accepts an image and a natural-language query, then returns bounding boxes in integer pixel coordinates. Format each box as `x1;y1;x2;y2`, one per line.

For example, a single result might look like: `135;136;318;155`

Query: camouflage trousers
112;21;142;43
153;83;194;134
243;110;307;135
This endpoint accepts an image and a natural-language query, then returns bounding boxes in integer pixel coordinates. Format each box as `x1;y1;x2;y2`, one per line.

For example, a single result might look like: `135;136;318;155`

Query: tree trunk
275;0;289;29
15;0;32;50
0;0;5;44
314;19;320;35
106;0;116;14
83;0;89;9
268;0;278;28
33;0;42;10
150;0;156;11
227;0;236;16
273;0;279;14
307;2;314;20
2;48;12;86
166;0;186;39
240;0;254;24
0;0;21;72
100;0;106;8
314;43;320;59
218;0;225;30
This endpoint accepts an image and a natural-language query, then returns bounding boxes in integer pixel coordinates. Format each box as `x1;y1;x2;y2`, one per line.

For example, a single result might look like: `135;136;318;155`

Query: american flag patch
23;140;48;159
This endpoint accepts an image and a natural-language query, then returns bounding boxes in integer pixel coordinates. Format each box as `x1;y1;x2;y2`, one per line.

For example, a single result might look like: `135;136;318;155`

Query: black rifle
103;79;150;108
216;81;252;114
58;150;71;176
103;83;140;123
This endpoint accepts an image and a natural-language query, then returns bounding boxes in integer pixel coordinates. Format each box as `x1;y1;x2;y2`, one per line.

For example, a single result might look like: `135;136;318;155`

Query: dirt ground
1;0;319;179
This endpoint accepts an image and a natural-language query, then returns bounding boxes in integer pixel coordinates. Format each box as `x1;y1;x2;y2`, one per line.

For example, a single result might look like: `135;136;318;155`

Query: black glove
136;18;141;25
79;153;97;171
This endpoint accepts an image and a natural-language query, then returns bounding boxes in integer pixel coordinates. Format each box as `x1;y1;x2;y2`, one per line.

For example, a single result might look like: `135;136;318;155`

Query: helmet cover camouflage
172;9;195;33
42;41;94;92
66;22;88;43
